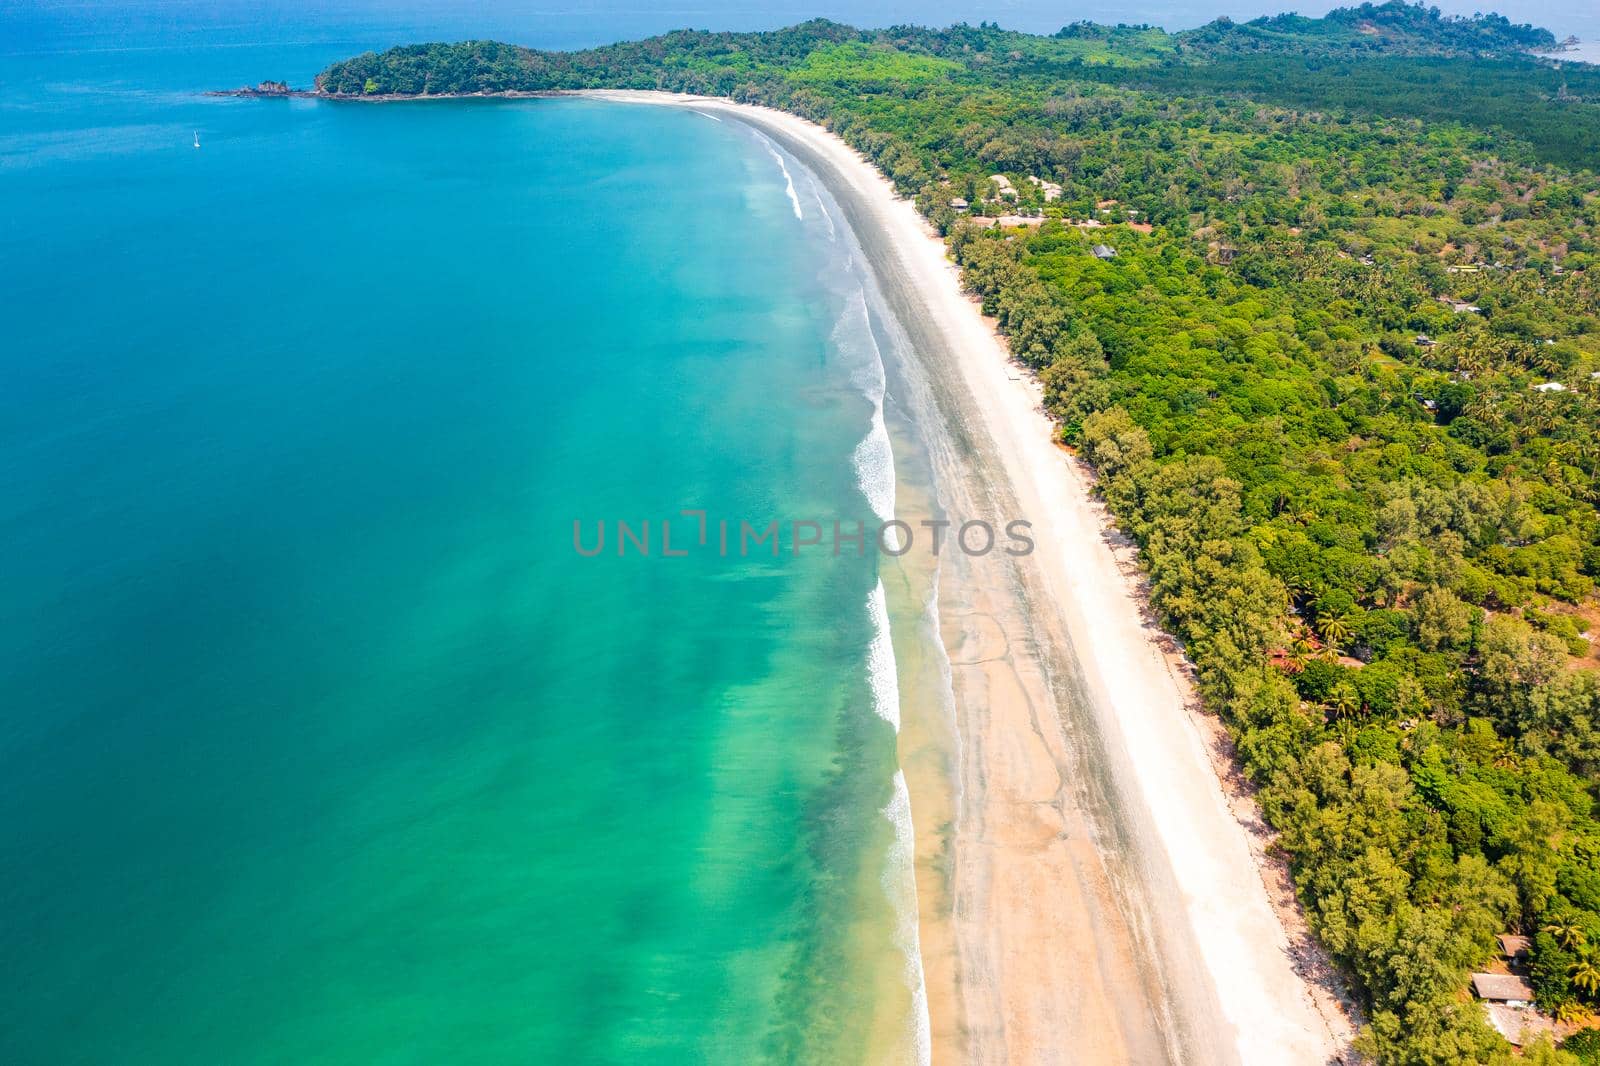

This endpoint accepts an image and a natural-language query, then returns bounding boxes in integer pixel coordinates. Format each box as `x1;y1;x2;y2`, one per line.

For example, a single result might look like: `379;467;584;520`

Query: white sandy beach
582;89;1354;1065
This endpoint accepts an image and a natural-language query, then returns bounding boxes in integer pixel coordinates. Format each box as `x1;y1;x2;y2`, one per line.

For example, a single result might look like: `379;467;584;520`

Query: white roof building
1471;973;1534;1005
1025;175;1063;201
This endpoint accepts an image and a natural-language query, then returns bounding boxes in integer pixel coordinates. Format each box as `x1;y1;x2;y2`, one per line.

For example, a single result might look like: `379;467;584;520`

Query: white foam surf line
925;564;965;828
865;584;932;1065
865;579;900;732
883;768;934;1066
690;109;722;122
807;173;837;240
815;189;836;237
750;128;803;220
810;159;924;1062
808;149;926;1066
837;286;897;551
852;404;895;537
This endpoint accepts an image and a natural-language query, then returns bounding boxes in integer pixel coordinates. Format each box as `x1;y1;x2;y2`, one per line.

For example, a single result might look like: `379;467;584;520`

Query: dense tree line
318;6;1600;1061
1083;56;1600;171
1177;1;1556;58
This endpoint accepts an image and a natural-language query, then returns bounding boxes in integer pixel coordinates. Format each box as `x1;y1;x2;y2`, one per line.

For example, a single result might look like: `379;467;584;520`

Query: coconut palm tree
1553;1000;1592;1026
1542;456;1566;486
1330;684;1361;721
1291;635;1315;662
1573;438;1600;478
1318;611;1355;651
1570;953;1600;996
1546;920;1589;952
1531;346;1565;378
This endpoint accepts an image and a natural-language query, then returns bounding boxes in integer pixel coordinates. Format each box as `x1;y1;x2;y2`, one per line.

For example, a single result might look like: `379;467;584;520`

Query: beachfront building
1483;1002;1556;1048
1471;972;1534;1006
1025;175;1063;201
1496;934;1531;965
1471;934;1557;1046
968;215;1047;231
949;197;969;212
988;174;1017;201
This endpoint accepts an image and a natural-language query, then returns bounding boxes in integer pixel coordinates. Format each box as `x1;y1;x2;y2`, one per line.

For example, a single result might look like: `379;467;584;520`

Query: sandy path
577;89;1354;1065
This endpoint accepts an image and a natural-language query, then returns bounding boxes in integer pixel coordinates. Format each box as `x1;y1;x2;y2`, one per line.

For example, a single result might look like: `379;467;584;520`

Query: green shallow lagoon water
2;77;927;1063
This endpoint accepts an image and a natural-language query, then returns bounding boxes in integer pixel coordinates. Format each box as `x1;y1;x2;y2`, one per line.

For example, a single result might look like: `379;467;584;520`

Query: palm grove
319;5;1600;1062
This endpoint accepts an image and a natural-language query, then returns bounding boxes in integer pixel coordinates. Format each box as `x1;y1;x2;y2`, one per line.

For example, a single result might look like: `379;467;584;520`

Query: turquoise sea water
2;37;929;1064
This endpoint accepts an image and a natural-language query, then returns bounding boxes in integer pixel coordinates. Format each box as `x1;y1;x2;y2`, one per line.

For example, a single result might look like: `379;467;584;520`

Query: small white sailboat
193;130;200;149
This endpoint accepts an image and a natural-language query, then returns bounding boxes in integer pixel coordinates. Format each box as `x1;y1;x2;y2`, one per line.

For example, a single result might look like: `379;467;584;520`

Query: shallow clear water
1;40;927;1064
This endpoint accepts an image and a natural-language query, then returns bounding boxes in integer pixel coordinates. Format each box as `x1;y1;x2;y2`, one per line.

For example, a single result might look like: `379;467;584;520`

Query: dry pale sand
578;90;1355;1065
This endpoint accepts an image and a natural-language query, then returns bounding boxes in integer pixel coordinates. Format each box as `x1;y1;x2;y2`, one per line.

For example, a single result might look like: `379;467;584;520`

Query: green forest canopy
318;5;1600;1062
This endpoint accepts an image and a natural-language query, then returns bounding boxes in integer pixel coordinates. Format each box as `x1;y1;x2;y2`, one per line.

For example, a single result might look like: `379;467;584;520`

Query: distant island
294;2;1600;1062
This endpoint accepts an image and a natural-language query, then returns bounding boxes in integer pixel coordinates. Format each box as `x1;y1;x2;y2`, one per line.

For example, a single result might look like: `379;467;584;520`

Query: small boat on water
193;131;200;149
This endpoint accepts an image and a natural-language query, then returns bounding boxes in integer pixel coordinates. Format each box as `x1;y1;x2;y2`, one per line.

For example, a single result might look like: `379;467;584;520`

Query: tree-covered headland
320;4;1600;1061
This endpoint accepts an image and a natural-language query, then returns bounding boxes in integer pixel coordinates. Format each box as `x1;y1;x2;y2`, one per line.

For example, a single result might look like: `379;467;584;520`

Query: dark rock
211;80;297;97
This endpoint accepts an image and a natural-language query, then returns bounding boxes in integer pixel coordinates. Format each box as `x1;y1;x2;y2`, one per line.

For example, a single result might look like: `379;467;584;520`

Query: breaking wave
883;770;933;1066
751;129;803;220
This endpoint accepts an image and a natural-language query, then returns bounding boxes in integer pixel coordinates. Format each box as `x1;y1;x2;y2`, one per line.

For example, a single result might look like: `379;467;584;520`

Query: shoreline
261;82;1356;1059
574;90;1355;1063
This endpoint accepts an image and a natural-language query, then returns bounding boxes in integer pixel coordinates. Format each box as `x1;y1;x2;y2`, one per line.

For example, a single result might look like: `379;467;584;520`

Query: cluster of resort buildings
946;173;1152;237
